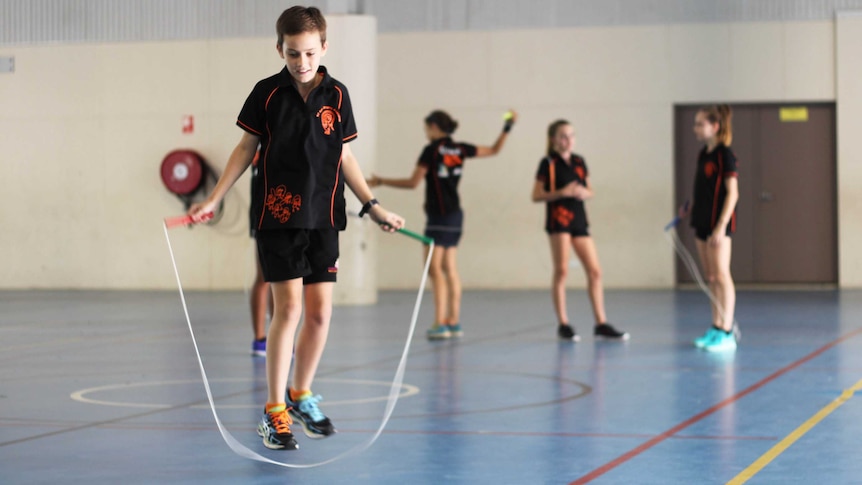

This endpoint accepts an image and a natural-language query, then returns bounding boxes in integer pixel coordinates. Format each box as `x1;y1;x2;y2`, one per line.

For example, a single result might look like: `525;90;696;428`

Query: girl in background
369;110;516;339
532;120;629;342
682;105;739;352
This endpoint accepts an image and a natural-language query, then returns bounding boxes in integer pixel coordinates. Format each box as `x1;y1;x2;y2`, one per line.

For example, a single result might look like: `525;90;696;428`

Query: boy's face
278;31;327;86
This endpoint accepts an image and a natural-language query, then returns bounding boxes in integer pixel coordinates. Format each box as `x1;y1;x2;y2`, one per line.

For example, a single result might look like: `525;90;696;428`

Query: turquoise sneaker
427;324;451;340
287;393;335;439
694;327;719;348
447;323;463;338
703;329;737;352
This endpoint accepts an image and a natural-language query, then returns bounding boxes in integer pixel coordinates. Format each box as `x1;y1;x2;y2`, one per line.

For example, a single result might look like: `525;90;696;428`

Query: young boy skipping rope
189;6;404;450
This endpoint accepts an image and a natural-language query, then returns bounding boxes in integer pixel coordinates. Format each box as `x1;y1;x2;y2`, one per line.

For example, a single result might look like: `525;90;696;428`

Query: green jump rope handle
394;227;434;245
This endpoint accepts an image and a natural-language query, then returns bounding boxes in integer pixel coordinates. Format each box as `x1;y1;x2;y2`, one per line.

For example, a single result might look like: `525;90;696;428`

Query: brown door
755;105;837;283
673;103;837;285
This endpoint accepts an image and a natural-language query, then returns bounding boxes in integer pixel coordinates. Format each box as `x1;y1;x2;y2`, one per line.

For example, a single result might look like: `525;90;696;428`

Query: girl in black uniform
369;110;516;339
532;120;628;341
681;105;739;352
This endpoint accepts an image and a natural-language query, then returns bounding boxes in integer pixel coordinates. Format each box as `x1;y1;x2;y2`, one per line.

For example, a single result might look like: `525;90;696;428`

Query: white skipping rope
163;215;434;468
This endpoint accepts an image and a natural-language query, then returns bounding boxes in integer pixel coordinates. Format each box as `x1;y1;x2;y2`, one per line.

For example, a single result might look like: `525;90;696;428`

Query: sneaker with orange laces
257;404;299;450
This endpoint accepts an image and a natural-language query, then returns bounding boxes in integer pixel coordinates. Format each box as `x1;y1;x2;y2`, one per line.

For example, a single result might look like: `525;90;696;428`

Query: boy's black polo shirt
237;66;357;231
690;143;738;232
535;153;589;232
417;137;477;216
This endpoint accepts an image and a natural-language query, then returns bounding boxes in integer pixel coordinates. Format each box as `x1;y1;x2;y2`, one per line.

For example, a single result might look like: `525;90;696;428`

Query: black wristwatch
358;198;379;218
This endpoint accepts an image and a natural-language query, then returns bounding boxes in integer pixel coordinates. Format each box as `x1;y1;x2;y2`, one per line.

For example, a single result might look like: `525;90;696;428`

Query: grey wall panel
3;0;862;45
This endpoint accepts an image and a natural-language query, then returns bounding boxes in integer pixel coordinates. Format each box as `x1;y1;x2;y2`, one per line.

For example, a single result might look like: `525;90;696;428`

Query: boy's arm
341;143;405;232
188;131;259;220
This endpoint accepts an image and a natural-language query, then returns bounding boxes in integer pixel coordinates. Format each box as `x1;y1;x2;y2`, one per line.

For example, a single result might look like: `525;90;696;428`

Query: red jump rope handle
165;212;214;229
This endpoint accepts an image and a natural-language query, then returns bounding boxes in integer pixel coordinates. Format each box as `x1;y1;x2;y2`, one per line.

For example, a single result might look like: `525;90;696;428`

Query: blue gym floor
2;289;861;484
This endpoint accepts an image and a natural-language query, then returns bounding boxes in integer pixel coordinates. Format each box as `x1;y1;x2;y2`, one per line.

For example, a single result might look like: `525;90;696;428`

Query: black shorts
694;225;734;241
547;226;590;237
255;228;339;284
425;210;463;248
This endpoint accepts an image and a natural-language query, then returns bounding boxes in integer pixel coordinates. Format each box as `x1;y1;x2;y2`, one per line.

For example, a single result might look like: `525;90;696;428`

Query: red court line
571;327;862;484
0;420;778;442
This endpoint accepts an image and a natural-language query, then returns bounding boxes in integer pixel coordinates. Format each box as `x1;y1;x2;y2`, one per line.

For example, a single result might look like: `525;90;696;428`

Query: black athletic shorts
425;210;463;248
547;226;590;237
694;225;733;242
255;228;339;284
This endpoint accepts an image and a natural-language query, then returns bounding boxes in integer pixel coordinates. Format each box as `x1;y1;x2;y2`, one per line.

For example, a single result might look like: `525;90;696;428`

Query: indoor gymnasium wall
836;13;862;288
1;17;856;292
375;20;838;290
0;15;380;299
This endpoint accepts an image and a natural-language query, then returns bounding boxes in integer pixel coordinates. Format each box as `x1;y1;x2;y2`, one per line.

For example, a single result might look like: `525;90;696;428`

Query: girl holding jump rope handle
680;105;740;352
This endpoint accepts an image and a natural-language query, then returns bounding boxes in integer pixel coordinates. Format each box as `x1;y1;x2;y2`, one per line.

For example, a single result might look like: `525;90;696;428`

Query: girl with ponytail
369;109;517;340
681;104;740;351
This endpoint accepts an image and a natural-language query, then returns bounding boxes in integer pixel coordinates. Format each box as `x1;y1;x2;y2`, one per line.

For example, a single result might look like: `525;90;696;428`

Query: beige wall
2;18;858;291
0;15;379;299
375;21;841;289
837;13;862;287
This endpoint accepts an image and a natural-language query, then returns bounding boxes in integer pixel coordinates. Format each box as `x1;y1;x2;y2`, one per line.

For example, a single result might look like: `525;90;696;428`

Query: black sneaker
257;406;299;450
557;324;580;342
594;323;630;340
287;393;336;439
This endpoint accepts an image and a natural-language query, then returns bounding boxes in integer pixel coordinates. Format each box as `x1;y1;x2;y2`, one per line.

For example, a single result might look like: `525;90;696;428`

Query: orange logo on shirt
575;166;586;180
704;161;717;178
553;206;575;227
265;185;302;223
442;154;463;168
316;106;341;135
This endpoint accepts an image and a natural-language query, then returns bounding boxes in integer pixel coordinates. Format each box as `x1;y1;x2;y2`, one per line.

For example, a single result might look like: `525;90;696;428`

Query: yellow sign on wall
780;107;809;122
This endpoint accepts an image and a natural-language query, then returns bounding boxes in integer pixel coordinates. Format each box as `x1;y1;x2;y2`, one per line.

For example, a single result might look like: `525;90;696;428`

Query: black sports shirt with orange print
535;153;589;233
418;137;477;216
237;66;357;231
691;143;738;233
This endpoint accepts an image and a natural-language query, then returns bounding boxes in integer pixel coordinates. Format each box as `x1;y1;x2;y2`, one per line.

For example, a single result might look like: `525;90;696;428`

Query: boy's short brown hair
276;6;327;47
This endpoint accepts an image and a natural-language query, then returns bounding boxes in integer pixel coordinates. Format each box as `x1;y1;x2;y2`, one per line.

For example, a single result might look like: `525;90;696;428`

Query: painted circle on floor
70;377;420;409
69;370;591;419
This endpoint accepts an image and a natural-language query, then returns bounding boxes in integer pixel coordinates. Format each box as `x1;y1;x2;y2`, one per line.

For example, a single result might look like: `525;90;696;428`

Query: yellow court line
727;378;862;484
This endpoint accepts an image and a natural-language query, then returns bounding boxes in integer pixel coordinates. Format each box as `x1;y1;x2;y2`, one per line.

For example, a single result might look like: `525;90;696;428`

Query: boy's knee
588;267;602;282
273;301;302;319
303;312;330;328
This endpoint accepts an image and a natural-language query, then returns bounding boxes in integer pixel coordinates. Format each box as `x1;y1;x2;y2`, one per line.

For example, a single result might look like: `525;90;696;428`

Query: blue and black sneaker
287;392;335;439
